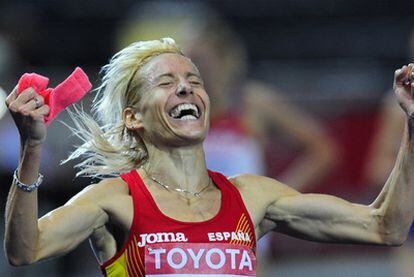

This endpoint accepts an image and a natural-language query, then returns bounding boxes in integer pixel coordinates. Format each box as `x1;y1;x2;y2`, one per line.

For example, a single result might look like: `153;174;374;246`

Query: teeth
180;115;197;120
169;103;199;118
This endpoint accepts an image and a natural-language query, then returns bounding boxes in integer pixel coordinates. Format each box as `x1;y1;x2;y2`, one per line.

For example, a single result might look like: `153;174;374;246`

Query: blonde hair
63;38;183;178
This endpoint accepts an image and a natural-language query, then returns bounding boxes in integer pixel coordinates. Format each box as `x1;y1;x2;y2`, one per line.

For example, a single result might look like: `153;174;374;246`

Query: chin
165;117;209;146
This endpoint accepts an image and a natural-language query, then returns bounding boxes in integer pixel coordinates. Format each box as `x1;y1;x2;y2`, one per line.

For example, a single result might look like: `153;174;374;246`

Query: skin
365;91;406;185
4;54;414;268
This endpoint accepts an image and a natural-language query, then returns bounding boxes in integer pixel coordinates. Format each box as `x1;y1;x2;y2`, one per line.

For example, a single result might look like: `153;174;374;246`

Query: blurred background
1;0;414;276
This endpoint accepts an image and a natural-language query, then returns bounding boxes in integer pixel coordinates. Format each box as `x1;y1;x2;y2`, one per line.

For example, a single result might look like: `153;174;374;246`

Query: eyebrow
155;73;174;81
187;72;202;79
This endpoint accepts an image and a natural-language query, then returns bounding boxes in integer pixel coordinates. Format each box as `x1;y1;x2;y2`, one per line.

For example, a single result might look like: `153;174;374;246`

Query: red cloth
17;67;92;125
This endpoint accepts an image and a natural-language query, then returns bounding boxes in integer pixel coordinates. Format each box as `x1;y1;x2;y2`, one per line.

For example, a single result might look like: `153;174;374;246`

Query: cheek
199;91;210;112
141;95;167;127
204;92;210;106
140;90;163;111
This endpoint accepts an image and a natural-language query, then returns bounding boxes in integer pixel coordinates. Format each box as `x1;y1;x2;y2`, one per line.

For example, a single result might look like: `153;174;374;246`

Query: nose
176;80;193;96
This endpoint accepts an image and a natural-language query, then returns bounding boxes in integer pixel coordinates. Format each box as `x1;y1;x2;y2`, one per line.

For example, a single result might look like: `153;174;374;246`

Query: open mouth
168;103;200;121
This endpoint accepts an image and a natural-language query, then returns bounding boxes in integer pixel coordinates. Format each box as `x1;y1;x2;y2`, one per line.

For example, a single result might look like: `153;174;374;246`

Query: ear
123;107;143;131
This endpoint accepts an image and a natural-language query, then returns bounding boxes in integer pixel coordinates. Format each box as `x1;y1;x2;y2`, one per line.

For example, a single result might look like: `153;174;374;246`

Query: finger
395;66;413;87
5;85;18;108
395;66;408;82
404;65;414;86
411;81;414;97
30;104;50;121
14;87;37;106
17;96;45;116
33;95;44;108
8;88;40;112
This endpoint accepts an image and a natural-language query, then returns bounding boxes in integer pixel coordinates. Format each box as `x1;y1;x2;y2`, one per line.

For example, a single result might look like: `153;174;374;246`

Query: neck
142;142;210;192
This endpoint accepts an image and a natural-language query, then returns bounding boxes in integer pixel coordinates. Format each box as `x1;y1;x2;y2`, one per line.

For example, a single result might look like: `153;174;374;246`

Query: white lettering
187;248;205;269
137;232;189;247
145;244;255;273
207;231;251;242
225;249;240;269
239;250;253;271
157;232;175;242
147;233;157;244
238;231;245;241
148;248;166;269
245;233;251;242
206;248;226;269
167;248;187;269
176;232;188;242
137;234;147;247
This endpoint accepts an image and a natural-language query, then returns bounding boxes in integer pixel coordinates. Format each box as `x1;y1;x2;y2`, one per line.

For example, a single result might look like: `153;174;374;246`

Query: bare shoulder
66;177;129;207
229;173;299;202
227;174;300;229
65;177;132;230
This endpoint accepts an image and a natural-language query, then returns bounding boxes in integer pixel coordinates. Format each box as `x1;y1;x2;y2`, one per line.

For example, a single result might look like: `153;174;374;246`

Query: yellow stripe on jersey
103;234;145;277
103;252;129;277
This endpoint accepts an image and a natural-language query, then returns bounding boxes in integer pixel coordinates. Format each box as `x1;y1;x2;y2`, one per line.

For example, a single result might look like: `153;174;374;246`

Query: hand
5;86;50;146
394;64;414;118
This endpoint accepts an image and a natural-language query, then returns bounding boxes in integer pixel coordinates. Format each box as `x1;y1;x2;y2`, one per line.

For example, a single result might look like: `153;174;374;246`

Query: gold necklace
142;168;211;198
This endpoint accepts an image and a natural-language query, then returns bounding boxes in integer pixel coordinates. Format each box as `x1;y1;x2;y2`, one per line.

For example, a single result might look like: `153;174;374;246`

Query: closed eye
189;77;203;86
158;82;173;87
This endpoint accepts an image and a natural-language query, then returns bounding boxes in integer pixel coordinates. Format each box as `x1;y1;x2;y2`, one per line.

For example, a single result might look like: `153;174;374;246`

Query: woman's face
134;53;210;147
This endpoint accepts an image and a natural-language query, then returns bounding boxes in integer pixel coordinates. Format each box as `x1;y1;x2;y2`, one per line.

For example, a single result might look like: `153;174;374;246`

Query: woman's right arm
4;87;108;265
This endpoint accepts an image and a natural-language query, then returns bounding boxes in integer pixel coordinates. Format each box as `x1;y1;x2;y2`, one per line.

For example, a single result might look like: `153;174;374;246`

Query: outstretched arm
4;87;108;265
239;65;414;245
365;91;405;185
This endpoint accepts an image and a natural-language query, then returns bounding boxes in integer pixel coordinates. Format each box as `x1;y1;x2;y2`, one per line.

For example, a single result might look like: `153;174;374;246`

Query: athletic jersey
101;169;257;277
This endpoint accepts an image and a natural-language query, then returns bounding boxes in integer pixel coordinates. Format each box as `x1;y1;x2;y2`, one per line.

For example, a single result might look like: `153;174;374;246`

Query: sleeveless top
101;169;257;276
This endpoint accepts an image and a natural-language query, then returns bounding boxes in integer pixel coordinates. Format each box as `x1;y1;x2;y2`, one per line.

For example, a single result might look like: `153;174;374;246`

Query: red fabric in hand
17;67;92;125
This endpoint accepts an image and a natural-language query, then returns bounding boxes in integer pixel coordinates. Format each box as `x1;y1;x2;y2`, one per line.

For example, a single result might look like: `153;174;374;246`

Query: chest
148;187;222;222
102;188;223;235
